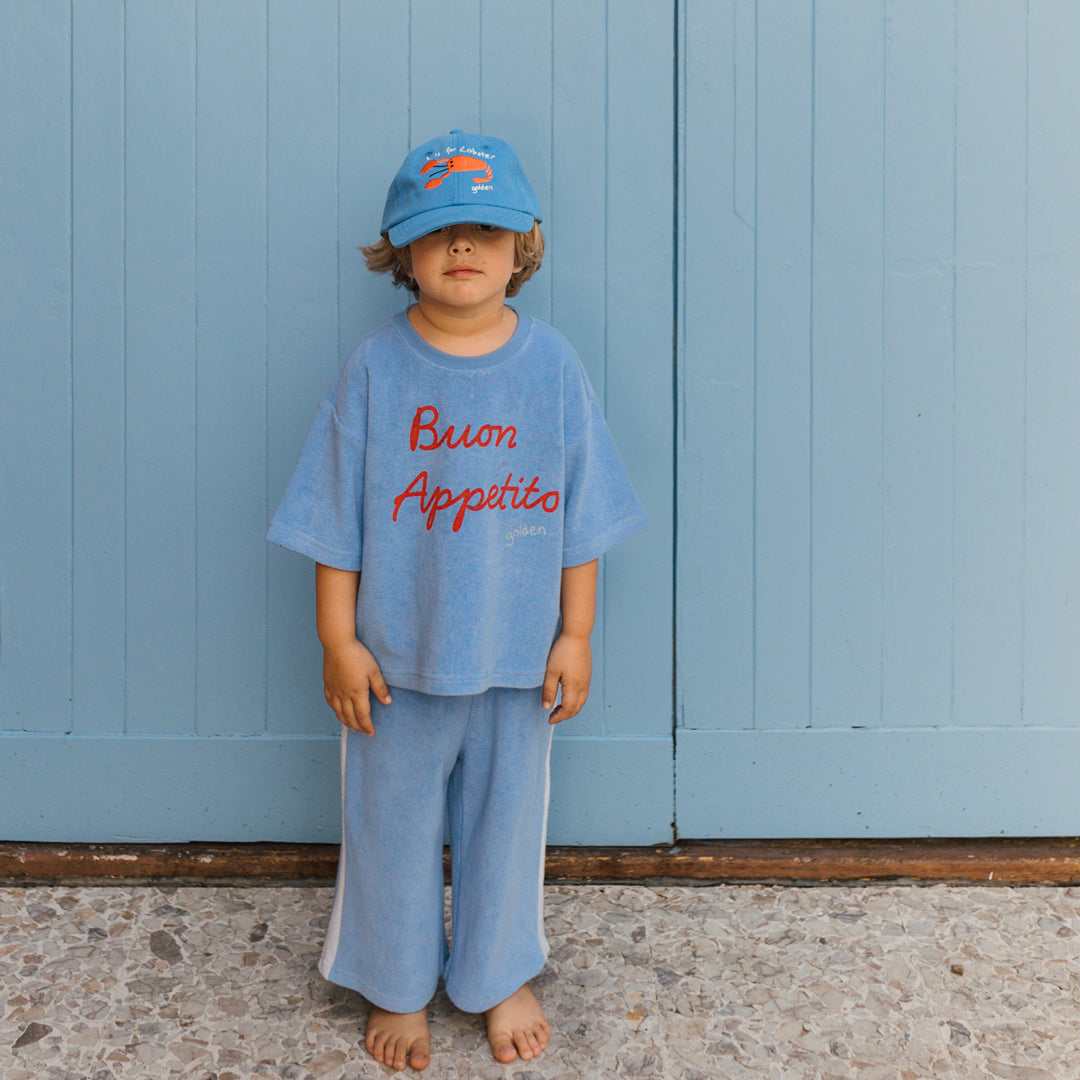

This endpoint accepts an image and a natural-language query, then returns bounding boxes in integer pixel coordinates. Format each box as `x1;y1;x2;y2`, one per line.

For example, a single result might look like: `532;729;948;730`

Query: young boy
267;130;647;1071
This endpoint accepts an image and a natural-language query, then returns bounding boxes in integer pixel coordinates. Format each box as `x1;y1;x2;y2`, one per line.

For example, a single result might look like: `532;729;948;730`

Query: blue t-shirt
267;309;648;695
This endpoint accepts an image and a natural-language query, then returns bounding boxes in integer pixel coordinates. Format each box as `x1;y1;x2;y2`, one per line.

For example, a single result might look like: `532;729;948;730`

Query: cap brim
387;205;537;247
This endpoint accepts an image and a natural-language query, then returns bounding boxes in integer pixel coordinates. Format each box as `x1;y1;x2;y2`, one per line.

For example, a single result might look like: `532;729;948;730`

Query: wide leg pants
318;686;554;1014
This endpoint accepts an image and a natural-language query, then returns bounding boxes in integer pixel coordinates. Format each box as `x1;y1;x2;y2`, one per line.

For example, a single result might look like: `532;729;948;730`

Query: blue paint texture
676;0;1080;837
3;1;1078;841
0;0;669;843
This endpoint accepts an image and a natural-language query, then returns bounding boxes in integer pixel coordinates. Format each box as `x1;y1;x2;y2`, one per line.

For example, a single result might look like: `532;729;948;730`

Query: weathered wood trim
0;843;340;886
4;839;1080;886
552;839;1080;885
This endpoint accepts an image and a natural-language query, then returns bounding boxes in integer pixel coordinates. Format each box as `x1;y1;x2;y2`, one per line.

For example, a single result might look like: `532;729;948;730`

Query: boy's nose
447;228;475;253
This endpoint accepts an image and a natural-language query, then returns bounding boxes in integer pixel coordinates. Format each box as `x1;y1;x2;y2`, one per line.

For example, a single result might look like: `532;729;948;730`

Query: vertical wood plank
754;0;813;730
480;0;552;325
733;0;755;230
1025;0;1080;728
881;0;955;728
550;2;609;738
678;0;756;731
409;0;481;138
124;2;198;734
0;2;72;733
339;1;411;350
602;2;674;739
549;0;609;737
952;0;1026;727
810;1;885;728
195;0;269;735
72;0;125;734
266;0;342;735
550;0;605;379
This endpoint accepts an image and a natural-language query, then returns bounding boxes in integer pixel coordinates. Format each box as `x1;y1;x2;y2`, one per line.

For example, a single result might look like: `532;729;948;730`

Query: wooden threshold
4;838;1080;886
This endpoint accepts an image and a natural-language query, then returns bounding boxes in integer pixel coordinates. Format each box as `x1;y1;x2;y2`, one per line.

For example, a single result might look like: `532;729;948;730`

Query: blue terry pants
318;686;554;1014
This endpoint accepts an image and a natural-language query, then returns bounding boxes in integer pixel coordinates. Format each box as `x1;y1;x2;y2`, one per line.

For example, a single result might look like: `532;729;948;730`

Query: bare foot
365;1006;431;1071
485;983;551;1064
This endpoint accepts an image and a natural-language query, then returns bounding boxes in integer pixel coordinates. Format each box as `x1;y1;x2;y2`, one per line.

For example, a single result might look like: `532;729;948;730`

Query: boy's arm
316;563;392;736
542;558;598;725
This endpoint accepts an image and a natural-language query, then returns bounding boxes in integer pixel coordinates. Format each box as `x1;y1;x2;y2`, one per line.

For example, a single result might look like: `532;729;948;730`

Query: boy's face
408;224;522;316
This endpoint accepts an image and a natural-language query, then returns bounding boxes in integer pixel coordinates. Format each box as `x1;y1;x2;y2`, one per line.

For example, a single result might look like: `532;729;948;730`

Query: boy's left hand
542;632;592;724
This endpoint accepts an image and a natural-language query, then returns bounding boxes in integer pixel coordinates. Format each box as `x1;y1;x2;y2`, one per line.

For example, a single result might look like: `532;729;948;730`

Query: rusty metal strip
4;838;1080;886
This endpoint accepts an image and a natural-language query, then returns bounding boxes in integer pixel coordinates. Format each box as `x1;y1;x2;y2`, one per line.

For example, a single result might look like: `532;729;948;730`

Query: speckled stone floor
4;882;1080;1079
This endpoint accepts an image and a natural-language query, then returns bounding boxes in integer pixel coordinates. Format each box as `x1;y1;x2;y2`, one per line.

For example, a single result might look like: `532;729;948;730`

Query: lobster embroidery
420;154;493;190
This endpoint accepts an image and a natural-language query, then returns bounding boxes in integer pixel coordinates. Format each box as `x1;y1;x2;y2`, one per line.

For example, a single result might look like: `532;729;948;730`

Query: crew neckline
393;307;531;370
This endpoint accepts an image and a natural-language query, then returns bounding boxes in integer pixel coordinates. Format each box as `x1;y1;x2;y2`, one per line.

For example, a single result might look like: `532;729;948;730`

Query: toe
491;1034;517;1063
513;1031;536;1060
389;1036;408;1071
366;1031;384;1064
407;1031;431;1071
525;1023;550;1058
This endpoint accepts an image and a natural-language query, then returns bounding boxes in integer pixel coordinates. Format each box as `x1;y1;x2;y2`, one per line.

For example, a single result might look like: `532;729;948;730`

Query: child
267;130;647;1071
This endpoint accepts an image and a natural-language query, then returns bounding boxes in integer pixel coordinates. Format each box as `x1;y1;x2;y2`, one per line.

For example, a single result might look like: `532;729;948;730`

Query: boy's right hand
322;639;392;736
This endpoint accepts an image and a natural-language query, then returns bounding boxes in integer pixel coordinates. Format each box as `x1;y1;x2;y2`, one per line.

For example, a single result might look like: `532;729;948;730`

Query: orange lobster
420;154;493;190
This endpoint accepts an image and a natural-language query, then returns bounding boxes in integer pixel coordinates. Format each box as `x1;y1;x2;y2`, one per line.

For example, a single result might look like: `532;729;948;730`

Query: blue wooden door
0;1;673;844
677;0;1080;837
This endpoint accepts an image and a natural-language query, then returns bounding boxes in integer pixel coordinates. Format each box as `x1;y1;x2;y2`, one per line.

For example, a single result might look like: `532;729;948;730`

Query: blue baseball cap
380;130;541;247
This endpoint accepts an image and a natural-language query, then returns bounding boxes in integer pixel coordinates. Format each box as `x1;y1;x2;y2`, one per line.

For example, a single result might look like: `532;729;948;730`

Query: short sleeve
265;367;367;571
560;359;649;567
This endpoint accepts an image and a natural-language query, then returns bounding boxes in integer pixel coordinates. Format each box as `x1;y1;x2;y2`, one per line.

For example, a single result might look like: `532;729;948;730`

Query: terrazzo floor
4;881;1080;1079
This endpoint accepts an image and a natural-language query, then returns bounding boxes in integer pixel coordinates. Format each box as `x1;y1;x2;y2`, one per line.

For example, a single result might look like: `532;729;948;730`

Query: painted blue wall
677;0;1080;836
4;1;1078;843
0;0;672;844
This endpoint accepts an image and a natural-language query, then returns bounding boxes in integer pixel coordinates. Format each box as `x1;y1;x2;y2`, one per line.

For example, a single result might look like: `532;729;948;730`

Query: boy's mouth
445;265;480;277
